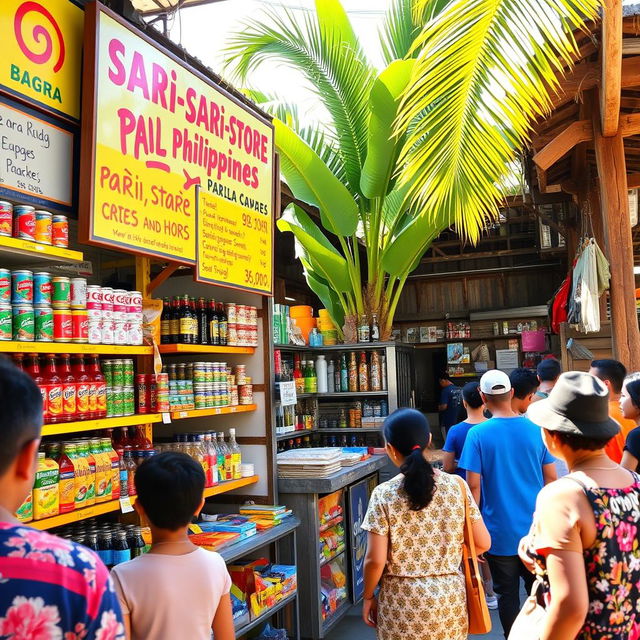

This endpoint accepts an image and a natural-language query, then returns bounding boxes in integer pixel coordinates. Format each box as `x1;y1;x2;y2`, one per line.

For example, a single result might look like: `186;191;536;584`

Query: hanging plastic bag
580;240;600;332
257;624;288;640
593;240;611;295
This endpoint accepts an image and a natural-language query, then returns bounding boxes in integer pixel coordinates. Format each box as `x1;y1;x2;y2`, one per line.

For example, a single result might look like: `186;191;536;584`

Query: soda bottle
160;297;171;344
197;297;208;345
56;442;76;514
57;354;77;423
43;354;64;424
293;354;304;394
196;434;210;487
13;354;24;371
124;448;136;497
88;355;107;419
217;303;228;345
25;354;47;421
71;356;91;421
228;428;242;480
102;438;120;501
97;531;113;569
112;531;131;566
340;353;348;392
170;297;180;343
208;300;219;345
178;295;190;344
204;432;218;486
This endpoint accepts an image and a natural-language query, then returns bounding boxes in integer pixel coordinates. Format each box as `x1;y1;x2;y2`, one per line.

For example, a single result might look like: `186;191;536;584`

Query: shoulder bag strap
456;475;478;558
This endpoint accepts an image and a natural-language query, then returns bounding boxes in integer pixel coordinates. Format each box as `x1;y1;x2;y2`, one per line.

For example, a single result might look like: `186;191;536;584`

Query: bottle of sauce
358;352;369;392
71;356;91;421
124;448;137;496
179;295;191;344
169;297;180;343
370;351;382;391
117;446;129;498
208;299;219;345
87;354;107;419
348;352;358;392
189;297;199;344
55;442;76;514
196;297;208;345
371;313;380;342
43;354;64;424
26;354;47;421
293;354;304;394
340;353;349;392
358;315;370;343
160;297;171;344
58;354;77;423
217;302;228;346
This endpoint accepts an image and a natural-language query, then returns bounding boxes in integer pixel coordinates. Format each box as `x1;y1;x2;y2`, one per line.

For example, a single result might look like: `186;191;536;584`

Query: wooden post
592;100;640;369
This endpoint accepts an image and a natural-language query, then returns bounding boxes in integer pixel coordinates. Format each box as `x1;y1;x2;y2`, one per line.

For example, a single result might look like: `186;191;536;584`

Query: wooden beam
619;112;640;137
628;173;640;188
601;0;622;136
622;38;640;55
533;120;593;170
592;96;640;369
147;262;181;295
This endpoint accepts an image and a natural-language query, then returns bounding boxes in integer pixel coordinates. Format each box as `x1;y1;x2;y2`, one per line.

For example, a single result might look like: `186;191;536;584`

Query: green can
112;360;125;387
105;387;114;417
112;386;124;417
123;386;135;416
102;360;113;387
12;305;34;341
34;306;53;342
0;303;12;341
123;359;134;387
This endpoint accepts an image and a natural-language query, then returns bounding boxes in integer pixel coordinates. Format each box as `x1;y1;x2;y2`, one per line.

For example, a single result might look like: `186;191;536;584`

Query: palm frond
241;89;302;130
224;1;376;199
397;0;599;243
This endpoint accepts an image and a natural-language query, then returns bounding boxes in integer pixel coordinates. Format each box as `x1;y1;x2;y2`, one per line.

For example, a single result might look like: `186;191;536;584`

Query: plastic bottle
43;354;64;424
33;452;59;520
217;432;232;481
71;356;91;421
327;359;335;393
13;354;24;371
56;442;76;514
124;449;136;496
97;531;113;569
25;354;47;421
315;355;328;393
196;434;210;487
87;355;107;419
214;432;225;484
204;432;218;486
102;438;119;501
112;531;131;566
58;354;77;423
340;353;348;392
228;428;242;480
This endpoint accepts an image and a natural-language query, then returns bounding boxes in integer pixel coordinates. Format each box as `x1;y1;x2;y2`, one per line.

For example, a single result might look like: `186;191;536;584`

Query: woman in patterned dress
521;371;640;640
361;408;490;639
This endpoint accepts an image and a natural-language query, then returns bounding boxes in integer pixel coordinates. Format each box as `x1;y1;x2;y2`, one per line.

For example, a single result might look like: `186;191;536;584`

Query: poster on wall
79;4;275;268
0;0;83;120
348;479;371;603
0;96;74;211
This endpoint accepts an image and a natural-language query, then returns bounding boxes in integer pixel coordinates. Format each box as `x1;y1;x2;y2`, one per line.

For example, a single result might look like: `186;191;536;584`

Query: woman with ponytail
619;373;640;471
361;408;490;639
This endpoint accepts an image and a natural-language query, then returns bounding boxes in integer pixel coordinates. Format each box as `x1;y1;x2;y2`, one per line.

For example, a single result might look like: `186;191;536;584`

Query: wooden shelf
170;404;257;420
159;344;255;355
203;475;259;498
29;496;137;530
276;429;317;441
2;342;153;355
41;414;163;437
0;236;84;264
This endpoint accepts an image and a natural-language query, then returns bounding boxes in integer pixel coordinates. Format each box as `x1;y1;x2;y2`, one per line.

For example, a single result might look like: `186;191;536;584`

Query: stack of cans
87;288;143;346
103;359;135;417
0;201;68;248
135;373;170;414
225;303;258;347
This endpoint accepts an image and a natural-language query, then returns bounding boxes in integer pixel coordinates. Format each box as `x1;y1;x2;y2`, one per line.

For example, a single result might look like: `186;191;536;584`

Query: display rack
158;344;256;355
1;342;154;355
0;236;84;264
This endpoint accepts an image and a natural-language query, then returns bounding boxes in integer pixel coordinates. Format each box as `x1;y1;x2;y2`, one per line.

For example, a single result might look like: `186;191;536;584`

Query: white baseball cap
479;370;512;395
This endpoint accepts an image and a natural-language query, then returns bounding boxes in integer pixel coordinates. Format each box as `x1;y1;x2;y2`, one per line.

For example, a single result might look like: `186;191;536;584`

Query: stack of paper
277;448;343;478
198;515;257;540
239;505;293;530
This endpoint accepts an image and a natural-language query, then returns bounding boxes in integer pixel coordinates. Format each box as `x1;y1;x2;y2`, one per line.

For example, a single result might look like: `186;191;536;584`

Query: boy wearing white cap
459;370;557;638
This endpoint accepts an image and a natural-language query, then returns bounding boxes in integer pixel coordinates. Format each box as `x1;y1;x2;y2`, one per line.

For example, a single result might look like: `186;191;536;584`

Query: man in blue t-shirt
459;369;557;638
438;373;463;439
443;381;486;479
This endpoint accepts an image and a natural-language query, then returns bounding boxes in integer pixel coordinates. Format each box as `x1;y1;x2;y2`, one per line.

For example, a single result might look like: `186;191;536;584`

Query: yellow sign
197;189;273;294
0;0;83;120
81;6;274;267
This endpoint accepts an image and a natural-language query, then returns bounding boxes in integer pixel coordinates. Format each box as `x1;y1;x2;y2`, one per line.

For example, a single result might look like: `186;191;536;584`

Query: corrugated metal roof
132;0;225;16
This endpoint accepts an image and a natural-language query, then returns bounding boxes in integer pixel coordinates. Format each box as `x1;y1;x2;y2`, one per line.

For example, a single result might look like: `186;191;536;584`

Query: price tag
162;412;172;424
279;381;297;407
119;497;134;513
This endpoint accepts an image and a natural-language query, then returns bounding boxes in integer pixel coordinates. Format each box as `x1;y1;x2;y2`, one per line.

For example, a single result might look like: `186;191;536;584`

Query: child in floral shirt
0;359;124;640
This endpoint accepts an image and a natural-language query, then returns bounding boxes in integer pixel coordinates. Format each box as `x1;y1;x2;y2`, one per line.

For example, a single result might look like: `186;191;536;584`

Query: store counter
279;454;388;640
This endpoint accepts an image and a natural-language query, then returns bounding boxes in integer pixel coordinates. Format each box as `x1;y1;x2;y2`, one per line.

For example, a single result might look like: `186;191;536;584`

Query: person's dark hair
0;357;43;475
547;430;613;452
591;359;627;394
438;371;451;382
462;382;483;409
510;368;539;400
383;408;435;511
537;358;561;382
624;374;640;409
135;452;205;530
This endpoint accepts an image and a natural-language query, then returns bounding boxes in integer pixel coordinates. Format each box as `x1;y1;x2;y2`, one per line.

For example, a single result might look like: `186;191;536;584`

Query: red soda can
136;373;148;413
146;374;157;412
13;205;35;241
52;215;69;248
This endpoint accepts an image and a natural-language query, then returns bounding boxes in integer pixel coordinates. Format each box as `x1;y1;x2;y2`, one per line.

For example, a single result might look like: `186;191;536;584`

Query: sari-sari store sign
82;7;274;264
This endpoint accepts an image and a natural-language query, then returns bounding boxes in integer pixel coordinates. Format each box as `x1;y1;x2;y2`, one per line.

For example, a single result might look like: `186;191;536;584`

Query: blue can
33;272;52;306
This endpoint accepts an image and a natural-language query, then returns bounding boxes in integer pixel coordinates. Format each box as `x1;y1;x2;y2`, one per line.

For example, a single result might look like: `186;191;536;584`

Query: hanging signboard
79;3;275;268
0;96;74;211
0;0;83;121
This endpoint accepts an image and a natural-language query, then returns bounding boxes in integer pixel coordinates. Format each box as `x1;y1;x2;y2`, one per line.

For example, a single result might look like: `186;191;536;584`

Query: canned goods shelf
29;496;138;531
0;236;83;264
170;404;257;420
158;344;256;355
41;414;163;437
203;475;259;498
0;342;154;355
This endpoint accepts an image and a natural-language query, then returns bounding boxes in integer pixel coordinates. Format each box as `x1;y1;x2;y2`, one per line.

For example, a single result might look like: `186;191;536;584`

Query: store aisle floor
325;605;504;640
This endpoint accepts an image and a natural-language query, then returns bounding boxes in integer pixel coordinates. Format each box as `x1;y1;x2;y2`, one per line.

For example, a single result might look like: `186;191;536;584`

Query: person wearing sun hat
520;371;640;640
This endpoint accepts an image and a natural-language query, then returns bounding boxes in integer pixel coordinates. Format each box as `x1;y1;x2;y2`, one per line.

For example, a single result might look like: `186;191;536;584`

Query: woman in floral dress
361;408;490;640
523;371;640;640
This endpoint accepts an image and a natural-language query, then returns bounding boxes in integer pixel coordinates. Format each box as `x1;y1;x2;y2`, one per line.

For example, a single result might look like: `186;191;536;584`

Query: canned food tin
71;310;88;343
34;211;52;245
112;387;124;417
86;286;102;310
101;317;114;344
51;277;71;308
112;360;125;387
88;319;102;344
101;288;114;312
193;363;206;383
248;306;258;325
52;215;68;248
236;364;247;385
13;205;35;241
102;360;113;387
225;303;237;324
123;359;134;387
11;270;33;304
147;374;157;412
128;318;142;346
12;305;34;341
32;273;52;307
113;289;127;313
70;278;87;309
0;201;12;237
128;290;142;312
227;323;237;346
114;313;127;345
34;306;53;342
105;387;114;417
53;308;72;342
0;303;11;340
136;375;147;413
239;384;253;405
155;372;169;394
0;269;10;303
230;385;238;407
194;386;206;409
123;387;135;416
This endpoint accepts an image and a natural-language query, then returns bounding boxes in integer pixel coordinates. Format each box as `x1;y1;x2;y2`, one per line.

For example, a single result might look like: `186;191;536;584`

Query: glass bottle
293;354;304;394
85;532;98;552
358;315;370;343
327;358;335;393
71;356;91;421
208;300;220;345
25;354;47;421
160;297;171;344
371;313;380;342
348;352;358;392
358;352;369;392
112;531;131;566
43;354;63;424
370;351;382;392
124;448;137;497
118;448;129;499
197;297;208;345
58;354;77;423
97;531;113;569
127;526;146;558
228;428;242;480
217;303;228;346
13;353;24;371
179;295;191;344
169;297;180;343
340;353;348;392
87;354;107;419
189;297;199;344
